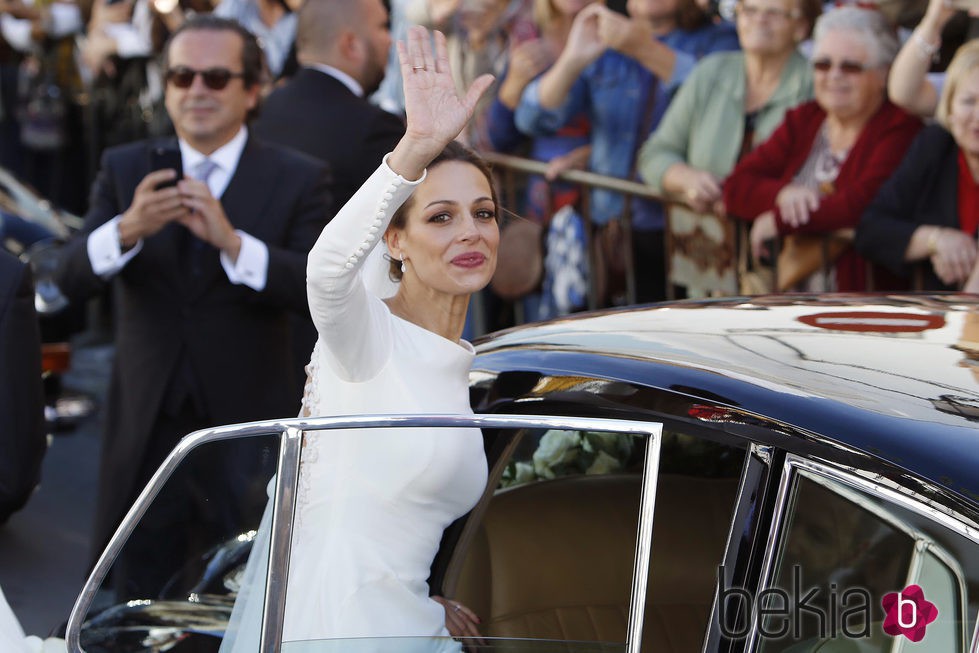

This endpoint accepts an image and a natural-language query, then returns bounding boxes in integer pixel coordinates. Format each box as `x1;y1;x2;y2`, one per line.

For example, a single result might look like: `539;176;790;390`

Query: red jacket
723;99;922;290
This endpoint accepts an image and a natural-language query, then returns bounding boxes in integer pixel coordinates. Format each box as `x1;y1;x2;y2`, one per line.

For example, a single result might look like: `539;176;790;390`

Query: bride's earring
400;254;406;275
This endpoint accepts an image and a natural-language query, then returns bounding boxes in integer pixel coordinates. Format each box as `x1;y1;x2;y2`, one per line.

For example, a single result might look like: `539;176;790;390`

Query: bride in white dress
221;25;497;650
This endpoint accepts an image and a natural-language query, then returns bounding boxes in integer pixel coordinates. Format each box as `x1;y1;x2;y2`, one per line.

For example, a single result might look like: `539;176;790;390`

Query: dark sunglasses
811;58;867;74
165;66;246;90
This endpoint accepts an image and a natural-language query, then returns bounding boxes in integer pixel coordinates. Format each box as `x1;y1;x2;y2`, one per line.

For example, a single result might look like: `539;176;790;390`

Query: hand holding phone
148;145;183;190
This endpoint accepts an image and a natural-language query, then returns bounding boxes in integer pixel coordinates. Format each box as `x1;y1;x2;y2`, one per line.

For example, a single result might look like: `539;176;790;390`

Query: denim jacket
515;21;739;229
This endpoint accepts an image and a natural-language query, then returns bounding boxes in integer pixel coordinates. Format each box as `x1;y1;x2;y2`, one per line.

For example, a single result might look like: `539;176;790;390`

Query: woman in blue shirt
515;0;739;303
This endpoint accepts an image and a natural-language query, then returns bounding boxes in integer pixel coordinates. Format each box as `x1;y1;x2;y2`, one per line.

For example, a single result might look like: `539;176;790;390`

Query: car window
451;428;648;646
642;429;745;653
77;433;279;653
451;425;745;653
753;469;979;653
498;428;640;488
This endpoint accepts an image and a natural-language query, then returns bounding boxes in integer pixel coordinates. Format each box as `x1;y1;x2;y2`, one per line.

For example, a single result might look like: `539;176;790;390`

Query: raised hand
563;3;607;69
595;5;652;59
388;26;494;179
498;39;554;108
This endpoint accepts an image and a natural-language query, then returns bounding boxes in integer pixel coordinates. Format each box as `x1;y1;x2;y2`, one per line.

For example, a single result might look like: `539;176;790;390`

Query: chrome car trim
67;413;663;653
745;454;795;653
260;426;303;653
627;426;662;653
748;456;979;653
804;471;970;652
788;458;979;548
703;443;773;653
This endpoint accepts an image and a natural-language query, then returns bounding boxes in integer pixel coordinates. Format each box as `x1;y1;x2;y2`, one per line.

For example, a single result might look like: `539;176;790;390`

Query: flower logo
881;585;938;642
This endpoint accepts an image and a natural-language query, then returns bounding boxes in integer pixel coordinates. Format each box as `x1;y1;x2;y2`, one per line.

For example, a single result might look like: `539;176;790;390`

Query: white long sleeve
306;155;425;382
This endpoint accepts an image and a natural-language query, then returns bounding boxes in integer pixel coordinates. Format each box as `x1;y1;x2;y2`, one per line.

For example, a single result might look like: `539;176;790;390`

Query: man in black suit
55;15;330;597
0;251;45;525
253;0;405;209
254;0;404;390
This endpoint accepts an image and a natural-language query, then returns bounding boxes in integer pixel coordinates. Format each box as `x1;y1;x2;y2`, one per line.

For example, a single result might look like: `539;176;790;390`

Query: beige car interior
450;471;740;652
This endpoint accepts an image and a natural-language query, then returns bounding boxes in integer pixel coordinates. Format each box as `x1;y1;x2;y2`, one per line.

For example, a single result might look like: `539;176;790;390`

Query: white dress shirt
87;126;270;291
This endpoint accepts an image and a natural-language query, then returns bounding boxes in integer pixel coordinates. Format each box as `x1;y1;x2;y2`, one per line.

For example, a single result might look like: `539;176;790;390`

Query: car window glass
78;433;279;653
499;428;641;488
453;425;744;653
453;428;649;646
915;550;960;652
756;471;979;653
641;429;744;653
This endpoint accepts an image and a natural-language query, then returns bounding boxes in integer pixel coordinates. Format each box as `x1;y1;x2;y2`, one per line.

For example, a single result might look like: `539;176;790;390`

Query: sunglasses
811;59;867;74
165;66;246;90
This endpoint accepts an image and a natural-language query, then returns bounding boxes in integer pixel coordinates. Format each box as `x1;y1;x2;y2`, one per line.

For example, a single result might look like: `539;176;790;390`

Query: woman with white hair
857;40;979;291
724;6;922;291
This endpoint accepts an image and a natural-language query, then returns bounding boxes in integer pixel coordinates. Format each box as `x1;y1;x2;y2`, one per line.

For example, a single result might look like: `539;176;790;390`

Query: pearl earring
400;255;406;275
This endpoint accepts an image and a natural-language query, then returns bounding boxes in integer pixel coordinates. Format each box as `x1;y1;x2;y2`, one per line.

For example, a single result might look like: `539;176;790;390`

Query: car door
65;414;667;653
738;456;979;653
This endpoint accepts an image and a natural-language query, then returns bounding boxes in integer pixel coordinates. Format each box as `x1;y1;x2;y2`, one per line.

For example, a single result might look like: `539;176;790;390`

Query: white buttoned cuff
88;215;143;278
221;229;268;291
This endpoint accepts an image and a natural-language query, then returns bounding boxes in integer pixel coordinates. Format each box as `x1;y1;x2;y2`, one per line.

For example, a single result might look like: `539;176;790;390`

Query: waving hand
388;26;494;180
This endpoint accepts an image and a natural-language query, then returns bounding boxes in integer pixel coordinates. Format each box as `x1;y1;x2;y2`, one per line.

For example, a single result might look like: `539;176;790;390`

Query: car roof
473;294;979;504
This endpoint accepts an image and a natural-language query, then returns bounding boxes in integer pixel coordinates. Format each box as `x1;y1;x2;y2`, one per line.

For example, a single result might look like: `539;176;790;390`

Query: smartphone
149;145;183;190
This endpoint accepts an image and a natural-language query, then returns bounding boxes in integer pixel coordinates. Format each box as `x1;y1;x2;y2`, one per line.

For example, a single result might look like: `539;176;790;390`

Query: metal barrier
480;151;924;311
481;151;668;309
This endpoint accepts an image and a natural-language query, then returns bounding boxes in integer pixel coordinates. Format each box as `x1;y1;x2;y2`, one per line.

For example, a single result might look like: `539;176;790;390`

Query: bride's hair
386;141;499;282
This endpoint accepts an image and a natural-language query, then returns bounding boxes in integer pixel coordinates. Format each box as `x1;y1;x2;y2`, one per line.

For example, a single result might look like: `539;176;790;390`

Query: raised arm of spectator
405;0;460;30
888;0;956;116
486;39;552;152
535;3;607;109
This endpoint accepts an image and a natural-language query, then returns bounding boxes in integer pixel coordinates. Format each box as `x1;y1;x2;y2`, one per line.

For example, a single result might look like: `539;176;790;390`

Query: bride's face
387;161;499;297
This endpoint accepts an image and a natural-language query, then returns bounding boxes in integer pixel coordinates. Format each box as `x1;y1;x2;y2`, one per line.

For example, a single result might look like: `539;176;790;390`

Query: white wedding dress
221;157;488;651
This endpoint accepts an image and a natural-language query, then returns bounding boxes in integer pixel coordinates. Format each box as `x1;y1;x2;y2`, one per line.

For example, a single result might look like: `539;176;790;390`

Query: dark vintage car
65;294;979;653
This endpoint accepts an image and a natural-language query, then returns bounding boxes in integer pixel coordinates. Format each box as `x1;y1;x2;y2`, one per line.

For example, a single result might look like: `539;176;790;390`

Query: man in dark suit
0;251;45;525
253;0;405;209
253;0;403;390
55;15;330;597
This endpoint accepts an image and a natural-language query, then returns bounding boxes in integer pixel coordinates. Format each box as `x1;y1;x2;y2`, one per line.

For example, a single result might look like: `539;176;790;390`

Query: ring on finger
452;604;461;613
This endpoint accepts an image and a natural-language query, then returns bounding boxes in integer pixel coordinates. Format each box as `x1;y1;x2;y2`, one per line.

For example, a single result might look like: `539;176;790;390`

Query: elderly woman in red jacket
724;6;922;291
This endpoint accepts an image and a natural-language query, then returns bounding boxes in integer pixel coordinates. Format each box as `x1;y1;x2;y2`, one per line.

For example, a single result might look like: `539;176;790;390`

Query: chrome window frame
702;442;776;653
65;413;663;653
747;455;979;653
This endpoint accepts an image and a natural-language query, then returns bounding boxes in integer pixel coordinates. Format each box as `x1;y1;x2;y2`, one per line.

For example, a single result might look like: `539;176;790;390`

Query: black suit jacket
855;124;960;290
0;251;45;523
253;67;405;208
55;135;330;548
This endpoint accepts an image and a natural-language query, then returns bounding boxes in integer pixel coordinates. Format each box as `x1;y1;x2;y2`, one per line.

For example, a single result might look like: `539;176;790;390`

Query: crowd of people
3;0;979;646
0;0;977;303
